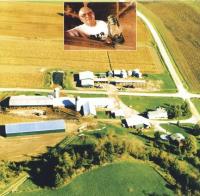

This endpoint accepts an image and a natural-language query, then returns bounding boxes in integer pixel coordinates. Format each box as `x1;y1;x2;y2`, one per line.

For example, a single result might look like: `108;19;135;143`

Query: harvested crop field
141;2;200;92
0;2;164;88
0;132;67;162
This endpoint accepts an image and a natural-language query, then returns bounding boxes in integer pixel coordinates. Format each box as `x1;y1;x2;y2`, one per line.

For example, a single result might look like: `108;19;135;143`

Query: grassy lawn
161;123;200;149
64;71;75;90
96;111;109;119
120;96;185;113
161;123;194;137
191;98;200;114
147;72;177;93
12;161;174;196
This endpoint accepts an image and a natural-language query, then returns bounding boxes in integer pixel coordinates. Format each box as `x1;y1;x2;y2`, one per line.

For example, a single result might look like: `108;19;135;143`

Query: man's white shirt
74;20;108;40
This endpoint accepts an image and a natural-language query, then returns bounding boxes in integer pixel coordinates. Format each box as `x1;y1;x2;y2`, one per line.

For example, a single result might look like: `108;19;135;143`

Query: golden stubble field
142;2;200;92
0;2;164;88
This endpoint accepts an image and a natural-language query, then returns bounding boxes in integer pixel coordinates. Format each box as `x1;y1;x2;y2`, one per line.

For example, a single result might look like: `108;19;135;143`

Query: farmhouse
147;107;168;119
123;115;151;128
0;119;65;137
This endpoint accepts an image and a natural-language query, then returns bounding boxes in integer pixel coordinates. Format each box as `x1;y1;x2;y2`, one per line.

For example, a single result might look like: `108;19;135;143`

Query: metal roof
9;96;53;107
112;79;146;83
113;70;121;75
94;78;108;82
53;97;76;107
79;71;94;80
125;115;150;127
81;79;94;87
81;98;115;108
111;108;125;117
147;107;168;119
82;102;96;116
5;120;65;135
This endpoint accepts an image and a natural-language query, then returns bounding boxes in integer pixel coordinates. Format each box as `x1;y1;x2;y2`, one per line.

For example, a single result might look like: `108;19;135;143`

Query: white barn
147;107;168;119
123;115;151;128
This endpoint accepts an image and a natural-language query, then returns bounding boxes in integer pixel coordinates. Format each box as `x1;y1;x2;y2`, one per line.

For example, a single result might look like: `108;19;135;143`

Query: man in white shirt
66;7;109;41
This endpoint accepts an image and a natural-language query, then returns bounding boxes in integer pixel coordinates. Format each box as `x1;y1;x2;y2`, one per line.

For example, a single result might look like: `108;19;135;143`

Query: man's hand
65;29;88;38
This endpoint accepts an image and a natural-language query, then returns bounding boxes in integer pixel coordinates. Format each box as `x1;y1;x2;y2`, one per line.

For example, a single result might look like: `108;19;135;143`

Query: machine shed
3;120;65;137
9;96;53;107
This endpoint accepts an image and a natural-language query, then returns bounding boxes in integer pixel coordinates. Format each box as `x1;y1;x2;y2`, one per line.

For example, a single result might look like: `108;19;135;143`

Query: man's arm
65;28;88;38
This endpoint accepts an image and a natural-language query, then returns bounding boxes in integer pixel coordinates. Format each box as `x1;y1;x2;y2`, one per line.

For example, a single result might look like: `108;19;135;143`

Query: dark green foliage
166;102;190;119
0;161;20;188
185;135;198;155
192;123;200;136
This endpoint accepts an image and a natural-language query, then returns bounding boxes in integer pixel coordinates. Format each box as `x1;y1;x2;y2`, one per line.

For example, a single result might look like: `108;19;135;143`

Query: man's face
79;7;96;26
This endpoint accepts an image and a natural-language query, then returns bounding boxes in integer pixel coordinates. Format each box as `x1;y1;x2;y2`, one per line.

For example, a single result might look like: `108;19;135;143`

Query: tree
193;123;200;136
185;135;197;155
154;131;161;140
54;173;63;187
174;105;182;118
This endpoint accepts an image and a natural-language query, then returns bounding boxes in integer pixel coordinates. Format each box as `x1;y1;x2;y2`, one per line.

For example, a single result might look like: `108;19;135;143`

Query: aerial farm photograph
0;0;200;195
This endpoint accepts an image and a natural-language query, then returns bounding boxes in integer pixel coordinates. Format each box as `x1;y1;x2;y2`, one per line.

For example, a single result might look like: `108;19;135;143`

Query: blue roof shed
4;119;65;137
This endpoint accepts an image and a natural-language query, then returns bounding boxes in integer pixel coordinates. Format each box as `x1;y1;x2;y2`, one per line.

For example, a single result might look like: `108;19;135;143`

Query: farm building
94;78;109;83
82;102;96;116
147;107;168;119
110;108;125;118
121;70;128;78
9;95;76;108
9;96;53;107
133;69;142;78
79;71;94;80
113;70;121;77
79;71;94;87
53;97;75;108
81;79;94;87
1;120;65;137
95;73;107;78
123;115;151;129
110;79;146;87
170;133;185;143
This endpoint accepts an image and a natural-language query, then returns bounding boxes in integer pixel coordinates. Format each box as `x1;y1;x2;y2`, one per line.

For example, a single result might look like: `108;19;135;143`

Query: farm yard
0;2;166;89
140;1;200;93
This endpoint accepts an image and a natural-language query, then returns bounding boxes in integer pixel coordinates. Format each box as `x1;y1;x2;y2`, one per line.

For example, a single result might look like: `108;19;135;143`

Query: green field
120;96;185;113
147;71;177;93
161;123;194;137
191;98;200;114
12;162;174;196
